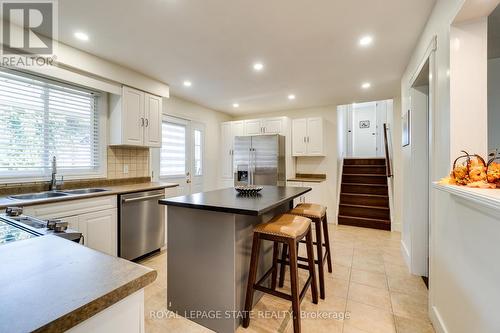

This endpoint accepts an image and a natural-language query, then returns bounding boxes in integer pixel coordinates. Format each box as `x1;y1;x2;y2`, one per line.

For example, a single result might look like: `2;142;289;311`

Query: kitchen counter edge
0;182;179;209
159;186;311;216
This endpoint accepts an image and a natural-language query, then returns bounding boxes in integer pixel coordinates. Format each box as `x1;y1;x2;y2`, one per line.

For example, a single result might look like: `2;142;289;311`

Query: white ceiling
58;0;436;115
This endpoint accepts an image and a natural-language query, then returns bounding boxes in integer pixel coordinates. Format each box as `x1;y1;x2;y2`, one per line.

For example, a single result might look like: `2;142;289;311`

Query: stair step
341;183;389;195
338;215;391;231
343;165;387;175
343;158;386;166
342;174;388;185
340;193;389;207
339;204;390;220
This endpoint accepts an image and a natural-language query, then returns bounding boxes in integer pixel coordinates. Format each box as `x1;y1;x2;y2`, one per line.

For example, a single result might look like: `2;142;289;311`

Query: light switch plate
123;164;129;174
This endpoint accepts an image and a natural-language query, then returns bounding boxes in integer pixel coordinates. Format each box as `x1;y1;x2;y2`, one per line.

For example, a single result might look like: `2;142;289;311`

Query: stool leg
314;220;325;300
322;215;333;273
288;239;301;333
243;233;261;328
271;242;279;290
305;227;318;304
278;243;288;288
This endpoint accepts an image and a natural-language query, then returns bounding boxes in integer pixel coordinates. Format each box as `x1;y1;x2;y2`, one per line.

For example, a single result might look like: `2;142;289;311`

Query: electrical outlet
123;164;129;174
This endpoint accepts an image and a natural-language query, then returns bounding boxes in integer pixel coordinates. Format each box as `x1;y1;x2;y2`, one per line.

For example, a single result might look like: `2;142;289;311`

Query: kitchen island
159;185;311;333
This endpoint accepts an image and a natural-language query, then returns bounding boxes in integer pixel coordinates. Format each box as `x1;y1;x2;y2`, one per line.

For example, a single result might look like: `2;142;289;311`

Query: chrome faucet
49;156;63;191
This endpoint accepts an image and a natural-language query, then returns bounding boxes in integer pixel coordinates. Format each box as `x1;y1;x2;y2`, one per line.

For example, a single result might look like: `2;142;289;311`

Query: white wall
488;57;500;151
235;105;340;219
2;21;170;97
399;0;500;332
450;18;488;158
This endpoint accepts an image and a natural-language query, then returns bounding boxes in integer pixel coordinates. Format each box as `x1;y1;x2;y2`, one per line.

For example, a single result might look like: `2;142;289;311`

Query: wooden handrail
383;123;392;178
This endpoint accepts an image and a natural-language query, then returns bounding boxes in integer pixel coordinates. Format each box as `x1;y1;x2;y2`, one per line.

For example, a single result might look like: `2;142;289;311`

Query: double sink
9;188;109;200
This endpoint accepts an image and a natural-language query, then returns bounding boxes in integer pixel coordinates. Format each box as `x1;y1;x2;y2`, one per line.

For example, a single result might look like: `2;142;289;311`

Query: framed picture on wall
402;109;410;147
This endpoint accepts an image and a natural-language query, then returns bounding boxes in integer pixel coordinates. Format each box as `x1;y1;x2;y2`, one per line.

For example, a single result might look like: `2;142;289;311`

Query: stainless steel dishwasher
119;189;165;260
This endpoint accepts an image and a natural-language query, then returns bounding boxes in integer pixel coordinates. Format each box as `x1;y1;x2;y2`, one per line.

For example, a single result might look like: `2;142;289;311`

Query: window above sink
0;69;107;182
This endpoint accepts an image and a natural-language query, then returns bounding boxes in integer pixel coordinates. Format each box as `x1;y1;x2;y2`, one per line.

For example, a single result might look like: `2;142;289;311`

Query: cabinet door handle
141;118;145;127
304;137;306;143
145;118;149;127
307;136;310;143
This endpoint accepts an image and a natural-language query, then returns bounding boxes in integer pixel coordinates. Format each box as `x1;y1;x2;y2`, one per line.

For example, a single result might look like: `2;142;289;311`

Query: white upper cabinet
262;118;284;134
110;86;163;147
292;118;308;156
244;117;286;136
292;117;325;156
144;93;162;147
244;119;263;135
232;121;245;137
306;117;324;155
121;86;144;145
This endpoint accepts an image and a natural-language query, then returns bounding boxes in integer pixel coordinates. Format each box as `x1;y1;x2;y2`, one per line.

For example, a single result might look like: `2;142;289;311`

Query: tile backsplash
107;147;150;179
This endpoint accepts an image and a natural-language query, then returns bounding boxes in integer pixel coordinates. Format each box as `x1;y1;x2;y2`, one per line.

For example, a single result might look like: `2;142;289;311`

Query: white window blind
160;121;186;177
0;70;100;177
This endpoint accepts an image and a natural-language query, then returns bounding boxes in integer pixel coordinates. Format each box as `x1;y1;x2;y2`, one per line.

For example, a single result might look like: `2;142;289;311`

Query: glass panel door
159;116;191;196
156;116;205;195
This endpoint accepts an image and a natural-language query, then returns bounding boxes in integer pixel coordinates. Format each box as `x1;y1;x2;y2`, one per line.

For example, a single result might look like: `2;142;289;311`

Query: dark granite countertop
0;236;157;333
159;185;311;216
0;182;179;209
287;173;326;183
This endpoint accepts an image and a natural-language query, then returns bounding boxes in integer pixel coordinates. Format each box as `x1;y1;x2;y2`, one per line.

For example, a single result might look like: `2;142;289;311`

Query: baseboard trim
391;222;401;232
401;239;410;268
430;305;448;333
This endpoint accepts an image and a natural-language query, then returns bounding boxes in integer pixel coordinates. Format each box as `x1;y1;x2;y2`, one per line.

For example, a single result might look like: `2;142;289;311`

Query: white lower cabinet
286;181;327;208
68;290;145;333
78;209;117;256
23;196;118;256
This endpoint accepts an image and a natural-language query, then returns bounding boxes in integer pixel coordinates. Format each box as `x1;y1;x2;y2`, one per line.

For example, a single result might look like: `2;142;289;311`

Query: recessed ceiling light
74;31;89;41
288;94;296;100
253;62;264;71
361;82;371;89
183;80;192;87
233;103;239;108
359;35;373;47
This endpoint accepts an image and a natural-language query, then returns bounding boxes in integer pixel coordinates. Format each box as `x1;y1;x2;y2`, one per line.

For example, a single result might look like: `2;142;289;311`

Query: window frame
191;123;205;178
0;69;107;183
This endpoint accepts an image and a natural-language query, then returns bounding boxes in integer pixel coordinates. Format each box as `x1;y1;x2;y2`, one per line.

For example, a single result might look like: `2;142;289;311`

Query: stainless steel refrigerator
233;134;286;186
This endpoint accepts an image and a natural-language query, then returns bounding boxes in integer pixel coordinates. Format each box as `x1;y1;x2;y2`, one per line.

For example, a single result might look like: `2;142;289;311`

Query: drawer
23;195;117;219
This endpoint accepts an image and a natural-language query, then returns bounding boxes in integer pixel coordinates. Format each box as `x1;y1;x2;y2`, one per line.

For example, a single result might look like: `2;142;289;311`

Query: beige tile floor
140;225;435;333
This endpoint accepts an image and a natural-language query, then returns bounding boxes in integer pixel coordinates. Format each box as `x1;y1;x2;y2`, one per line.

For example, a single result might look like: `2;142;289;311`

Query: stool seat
290;203;326;219
254;214;311;238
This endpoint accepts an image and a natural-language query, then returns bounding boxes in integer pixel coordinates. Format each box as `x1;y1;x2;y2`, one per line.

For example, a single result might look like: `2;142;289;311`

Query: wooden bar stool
280;203;332;300
243;214;318;333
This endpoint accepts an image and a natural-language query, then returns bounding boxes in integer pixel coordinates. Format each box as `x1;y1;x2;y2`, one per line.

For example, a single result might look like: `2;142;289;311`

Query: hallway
141;225;433;333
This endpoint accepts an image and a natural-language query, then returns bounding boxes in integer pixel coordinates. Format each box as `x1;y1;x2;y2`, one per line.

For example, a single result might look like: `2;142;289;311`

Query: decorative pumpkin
451;151;487;185
487;150;500;186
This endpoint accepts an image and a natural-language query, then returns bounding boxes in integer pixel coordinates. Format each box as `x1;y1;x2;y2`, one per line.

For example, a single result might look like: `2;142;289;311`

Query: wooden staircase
338;158;391;230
